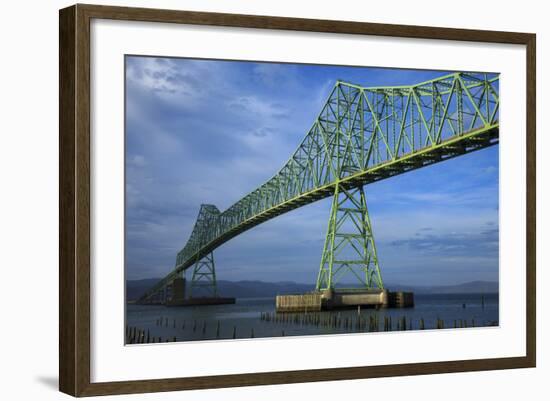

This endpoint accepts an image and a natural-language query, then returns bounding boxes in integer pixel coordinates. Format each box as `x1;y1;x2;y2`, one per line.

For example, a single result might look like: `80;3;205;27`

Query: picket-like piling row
260;311;395;331
155;316;227;340
259;311;477;332
126;325;169;344
143;313;482;343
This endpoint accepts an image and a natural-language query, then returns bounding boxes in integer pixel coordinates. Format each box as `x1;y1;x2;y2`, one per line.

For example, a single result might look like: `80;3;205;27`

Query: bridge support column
316;183;384;291
189;252;218;298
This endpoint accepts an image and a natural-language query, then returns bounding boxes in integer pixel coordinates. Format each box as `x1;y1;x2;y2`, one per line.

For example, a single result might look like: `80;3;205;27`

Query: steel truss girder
190;252;217;298
316;183;383;291
139;72;499;302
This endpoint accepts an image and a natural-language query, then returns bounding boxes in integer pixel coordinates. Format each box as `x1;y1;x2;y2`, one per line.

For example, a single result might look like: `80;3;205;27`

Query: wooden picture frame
59;3;536;396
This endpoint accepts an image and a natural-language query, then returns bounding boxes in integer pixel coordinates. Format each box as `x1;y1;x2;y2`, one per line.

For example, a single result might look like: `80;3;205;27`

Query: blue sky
125;56;499;287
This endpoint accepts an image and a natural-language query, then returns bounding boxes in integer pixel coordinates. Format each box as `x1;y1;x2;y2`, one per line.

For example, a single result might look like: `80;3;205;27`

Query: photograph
0;0;542;398
124;57;500;343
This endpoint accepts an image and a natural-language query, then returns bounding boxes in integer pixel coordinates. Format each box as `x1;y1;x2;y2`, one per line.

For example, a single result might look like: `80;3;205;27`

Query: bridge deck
142;125;498;299
139;72;500;301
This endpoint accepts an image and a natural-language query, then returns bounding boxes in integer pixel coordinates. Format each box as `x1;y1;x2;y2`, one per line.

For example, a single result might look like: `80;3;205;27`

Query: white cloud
227;95;288;118
128;154;147;167
126;57;219;110
252;62;299;88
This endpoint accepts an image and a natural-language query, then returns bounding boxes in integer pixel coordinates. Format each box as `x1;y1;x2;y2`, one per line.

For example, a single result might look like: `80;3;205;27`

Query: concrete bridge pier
275;288;414;312
166;278;186;306
320;288;390;309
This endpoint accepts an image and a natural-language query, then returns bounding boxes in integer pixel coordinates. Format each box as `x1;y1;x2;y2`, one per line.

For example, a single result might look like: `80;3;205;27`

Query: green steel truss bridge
139;71;499;303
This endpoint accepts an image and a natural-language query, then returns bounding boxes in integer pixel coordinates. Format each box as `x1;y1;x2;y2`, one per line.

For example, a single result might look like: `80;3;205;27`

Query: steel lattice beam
139;72;499;302
316;184;383;291
190;252;217;298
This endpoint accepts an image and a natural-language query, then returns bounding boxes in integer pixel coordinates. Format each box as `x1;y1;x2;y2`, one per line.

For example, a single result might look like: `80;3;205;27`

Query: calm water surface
125;293;498;344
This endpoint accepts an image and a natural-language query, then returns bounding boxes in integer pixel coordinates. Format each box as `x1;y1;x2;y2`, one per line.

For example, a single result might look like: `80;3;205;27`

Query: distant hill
412;280;499;294
126;278;498;301
126;279;313;301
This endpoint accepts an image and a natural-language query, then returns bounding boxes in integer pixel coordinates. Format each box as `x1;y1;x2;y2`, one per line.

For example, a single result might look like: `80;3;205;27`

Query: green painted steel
190;252;217;297
139;72;499;302
316;184;383;291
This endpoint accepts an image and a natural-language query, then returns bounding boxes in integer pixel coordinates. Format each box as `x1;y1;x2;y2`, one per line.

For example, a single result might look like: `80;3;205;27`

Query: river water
125;293;498;344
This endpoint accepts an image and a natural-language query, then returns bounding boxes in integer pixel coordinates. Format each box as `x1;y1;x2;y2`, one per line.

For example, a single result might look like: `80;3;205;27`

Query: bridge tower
189;252;218;298
316;184;384;291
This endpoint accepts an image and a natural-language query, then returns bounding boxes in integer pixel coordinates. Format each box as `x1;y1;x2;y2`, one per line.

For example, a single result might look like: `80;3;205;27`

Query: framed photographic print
59;4;536;397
